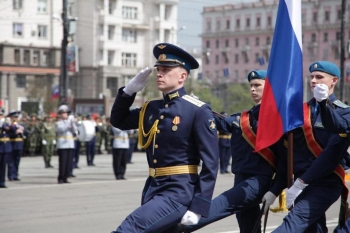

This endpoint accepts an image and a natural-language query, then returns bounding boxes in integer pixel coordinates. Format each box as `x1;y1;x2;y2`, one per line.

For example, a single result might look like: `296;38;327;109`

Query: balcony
220;47;230;53
240;45;251;52
307;42;318;48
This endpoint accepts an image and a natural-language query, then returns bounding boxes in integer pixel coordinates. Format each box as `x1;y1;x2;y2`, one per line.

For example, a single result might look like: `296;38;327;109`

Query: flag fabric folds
50;85;59;101
255;0;304;151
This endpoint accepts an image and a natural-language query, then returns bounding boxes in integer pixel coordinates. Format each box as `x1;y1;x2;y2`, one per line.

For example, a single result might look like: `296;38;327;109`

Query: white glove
262;191;277;215
68;114;75;122
286;179;308;208
180;210;201;226
53;139;56;145
42;139;47;145
123;67;152;95
313;83;329;102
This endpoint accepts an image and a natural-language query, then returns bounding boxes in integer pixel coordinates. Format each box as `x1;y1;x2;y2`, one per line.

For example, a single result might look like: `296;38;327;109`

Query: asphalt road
0;152;342;233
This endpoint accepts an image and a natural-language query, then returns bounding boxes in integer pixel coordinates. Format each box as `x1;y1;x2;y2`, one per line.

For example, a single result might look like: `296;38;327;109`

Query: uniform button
153;159;157;163
157;130;160;134
165;104;169;108
160;115;164;119
154;144;158;148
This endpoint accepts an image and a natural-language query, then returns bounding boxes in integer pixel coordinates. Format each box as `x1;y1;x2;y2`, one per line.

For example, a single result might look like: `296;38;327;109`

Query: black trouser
57;149;74;182
112;148;127;179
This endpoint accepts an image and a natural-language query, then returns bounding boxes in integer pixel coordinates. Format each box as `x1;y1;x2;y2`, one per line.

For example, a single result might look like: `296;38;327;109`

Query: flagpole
287;132;294;188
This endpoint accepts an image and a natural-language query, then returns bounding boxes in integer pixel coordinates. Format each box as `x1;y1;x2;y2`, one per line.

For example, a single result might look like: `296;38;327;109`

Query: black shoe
69;175;76;178
74;166;80;169
63;180;71;183
58;180;64;184
90;163;95;166
0;185;7;188
8;178;13;181
48;165;54;168
13;178;20;181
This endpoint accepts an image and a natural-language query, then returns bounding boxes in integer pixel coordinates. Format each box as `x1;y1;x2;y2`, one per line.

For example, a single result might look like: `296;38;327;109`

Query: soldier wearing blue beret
183;70;287;233
110;43;219;232
269;61;350;232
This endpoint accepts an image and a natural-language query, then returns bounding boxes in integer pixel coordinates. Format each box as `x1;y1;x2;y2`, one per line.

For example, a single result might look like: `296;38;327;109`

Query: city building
201;0;350;100
0;0;62;113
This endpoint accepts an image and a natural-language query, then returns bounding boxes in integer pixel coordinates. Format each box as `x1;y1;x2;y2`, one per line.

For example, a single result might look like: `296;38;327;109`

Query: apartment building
201;0;350;99
0;0;62;113
71;0;179;113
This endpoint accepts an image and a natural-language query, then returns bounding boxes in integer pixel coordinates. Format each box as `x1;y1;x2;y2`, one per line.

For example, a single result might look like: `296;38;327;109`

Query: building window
325;11;330;21
323;32;328;42
246;18;250;28
236;19;240;28
302;13;306;23
107;77;118;96
256;17;261;27
255;53;259;63
267;16;272;26
107;50;114;65
245;38;249;46
16;74;26;88
13;23;23;37
14;49;20;64
225;39;229;47
42;50;50;66
337;10;342;20
38;25;47;38
38;0;47;13
323;50;328;60
313;12;318;23
206;40;210;48
33;50;40;66
13;0;23;10
216;40;219;48
122;53;137;67
235;38;239;47
266;36;271;45
206;21;211;31
311;33;316;43
226;20;230;29
109;0;116;15
336;32;341;40
23;50;30;65
215;54;219;64
255;37;260;46
216;20;221;30
122;6;137;19
108;25;115;40
122;28;137;42
235;54;239;63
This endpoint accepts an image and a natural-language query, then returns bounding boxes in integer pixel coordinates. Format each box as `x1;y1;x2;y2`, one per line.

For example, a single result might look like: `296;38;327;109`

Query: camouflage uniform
41;116;56;168
26;114;40;157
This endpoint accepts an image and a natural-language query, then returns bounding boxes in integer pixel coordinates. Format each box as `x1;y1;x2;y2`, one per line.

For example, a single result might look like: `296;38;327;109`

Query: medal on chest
172;116;180;132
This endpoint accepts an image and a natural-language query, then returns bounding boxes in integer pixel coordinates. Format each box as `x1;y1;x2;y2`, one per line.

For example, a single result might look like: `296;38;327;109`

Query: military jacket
291;96;350;184
214;104;287;195
8;123;28;151
110;87;219;217
55;119;77;149
41;122;56;142
0;122;14;153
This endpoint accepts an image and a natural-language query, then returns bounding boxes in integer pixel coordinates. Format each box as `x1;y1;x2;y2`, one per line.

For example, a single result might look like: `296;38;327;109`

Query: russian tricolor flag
256;0;304;151
50;84;60;101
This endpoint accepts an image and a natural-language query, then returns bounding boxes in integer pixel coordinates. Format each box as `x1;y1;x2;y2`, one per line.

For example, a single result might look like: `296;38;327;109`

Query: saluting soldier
41;115;56;168
7;111;27;181
217;112;231;174
55;105;76;184
266;61;350;232
110;43;219;232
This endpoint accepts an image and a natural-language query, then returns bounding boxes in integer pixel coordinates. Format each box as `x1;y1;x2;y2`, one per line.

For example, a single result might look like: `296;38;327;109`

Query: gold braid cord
138;101;159;149
270;190;288;213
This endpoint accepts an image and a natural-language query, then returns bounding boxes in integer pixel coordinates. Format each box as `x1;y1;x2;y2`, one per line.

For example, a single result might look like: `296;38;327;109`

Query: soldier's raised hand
123;67;152;96
313;83;329;102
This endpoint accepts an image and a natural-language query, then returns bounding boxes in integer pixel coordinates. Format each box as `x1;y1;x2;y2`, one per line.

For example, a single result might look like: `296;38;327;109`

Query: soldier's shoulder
333;100;349;109
182;94;206;107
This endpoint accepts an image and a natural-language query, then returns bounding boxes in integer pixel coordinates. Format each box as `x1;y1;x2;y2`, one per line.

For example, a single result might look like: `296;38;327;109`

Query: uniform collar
249;104;260;119
163;87;187;103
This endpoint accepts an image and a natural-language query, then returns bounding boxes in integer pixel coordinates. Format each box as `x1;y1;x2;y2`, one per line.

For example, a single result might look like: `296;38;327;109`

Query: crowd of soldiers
0;109;138;188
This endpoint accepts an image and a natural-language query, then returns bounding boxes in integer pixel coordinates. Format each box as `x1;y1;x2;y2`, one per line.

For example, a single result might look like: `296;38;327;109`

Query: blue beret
153;43;199;73
309;61;340;79
247;70;267;82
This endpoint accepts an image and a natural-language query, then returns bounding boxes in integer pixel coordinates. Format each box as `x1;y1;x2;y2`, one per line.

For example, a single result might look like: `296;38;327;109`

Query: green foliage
225;83;254;113
192;87;224;111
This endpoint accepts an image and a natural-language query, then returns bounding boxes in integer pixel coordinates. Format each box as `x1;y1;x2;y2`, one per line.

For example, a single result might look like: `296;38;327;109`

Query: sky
177;0;258;51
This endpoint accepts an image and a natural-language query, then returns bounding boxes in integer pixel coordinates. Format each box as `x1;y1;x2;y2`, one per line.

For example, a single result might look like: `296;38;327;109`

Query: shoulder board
182;95;206;107
232;115;240;127
333;100;349;109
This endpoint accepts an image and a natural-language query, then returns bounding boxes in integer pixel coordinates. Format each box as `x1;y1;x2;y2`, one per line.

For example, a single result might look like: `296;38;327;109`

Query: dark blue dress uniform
218;120;231;174
272;96;350;233
7;112;28;181
0;119;14;188
110;43;219;233
185;104;287;233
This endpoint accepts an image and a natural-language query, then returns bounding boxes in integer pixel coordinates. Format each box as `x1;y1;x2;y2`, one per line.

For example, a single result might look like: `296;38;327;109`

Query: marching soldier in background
73;114;82;169
7;111;27;181
0;110;14;188
105;117;112;154
55;105;76;184
36;115;44;156
21;112;29;156
26;113;40;157
126;129;137;164
111;127;130;180
95;116;103;154
218;112;231;174
41;115;56;168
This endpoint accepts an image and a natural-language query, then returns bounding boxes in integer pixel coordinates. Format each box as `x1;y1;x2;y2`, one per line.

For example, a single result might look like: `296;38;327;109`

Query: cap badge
314;64;318;68
159;54;166;61
252;72;255;77
158;45;167;49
